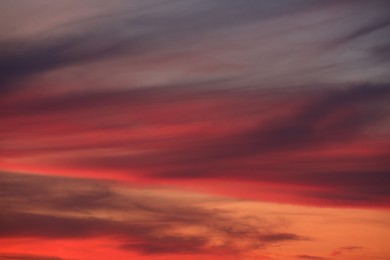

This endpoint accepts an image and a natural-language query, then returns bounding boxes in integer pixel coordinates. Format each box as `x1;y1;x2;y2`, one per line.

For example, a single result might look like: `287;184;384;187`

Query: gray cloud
0;0;320;90
1;0;389;94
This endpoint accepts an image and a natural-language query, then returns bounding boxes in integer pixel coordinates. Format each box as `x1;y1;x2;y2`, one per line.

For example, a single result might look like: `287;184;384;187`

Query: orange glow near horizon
0;187;389;260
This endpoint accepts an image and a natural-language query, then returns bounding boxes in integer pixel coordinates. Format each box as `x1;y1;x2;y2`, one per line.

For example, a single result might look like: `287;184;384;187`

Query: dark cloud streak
0;253;64;260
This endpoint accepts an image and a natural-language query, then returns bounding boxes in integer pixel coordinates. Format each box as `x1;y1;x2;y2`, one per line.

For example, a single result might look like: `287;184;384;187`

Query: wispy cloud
1;1;389;259
2;84;388;206
0;253;63;260
1;0;389;94
0;172;307;256
331;246;364;256
295;255;328;260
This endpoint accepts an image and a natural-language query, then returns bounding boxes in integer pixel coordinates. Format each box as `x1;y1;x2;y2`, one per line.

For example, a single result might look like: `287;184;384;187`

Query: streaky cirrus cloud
0;171;307;256
1;84;389;207
0;0;389;94
1;1;390;259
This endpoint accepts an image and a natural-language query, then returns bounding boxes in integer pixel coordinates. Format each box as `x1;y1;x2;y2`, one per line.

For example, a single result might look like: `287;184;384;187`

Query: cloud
0;0;321;92
120;235;209;255
260;233;308;242
0;172;306;256
329;17;390;48
1;1;389;259
0;18;152;92
0;254;63;260
331;246;364;256
295;255;328;260
1;0;389;94
179;84;390;160
1;1;389;211
1;84;389;207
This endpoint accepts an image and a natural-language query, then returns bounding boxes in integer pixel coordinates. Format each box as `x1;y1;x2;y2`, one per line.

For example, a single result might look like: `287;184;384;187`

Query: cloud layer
0;172;307;256
1;84;389;206
1;0;389;94
1;1;389;259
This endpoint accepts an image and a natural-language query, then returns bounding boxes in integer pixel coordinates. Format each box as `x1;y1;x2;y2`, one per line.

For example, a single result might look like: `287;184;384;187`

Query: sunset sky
0;1;390;260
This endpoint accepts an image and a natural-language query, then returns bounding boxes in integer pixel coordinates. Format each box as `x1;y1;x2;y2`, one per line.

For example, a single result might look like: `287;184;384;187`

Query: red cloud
1;84;389;207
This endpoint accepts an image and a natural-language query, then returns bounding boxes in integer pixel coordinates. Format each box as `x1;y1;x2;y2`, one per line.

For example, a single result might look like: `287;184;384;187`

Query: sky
0;1;389;260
